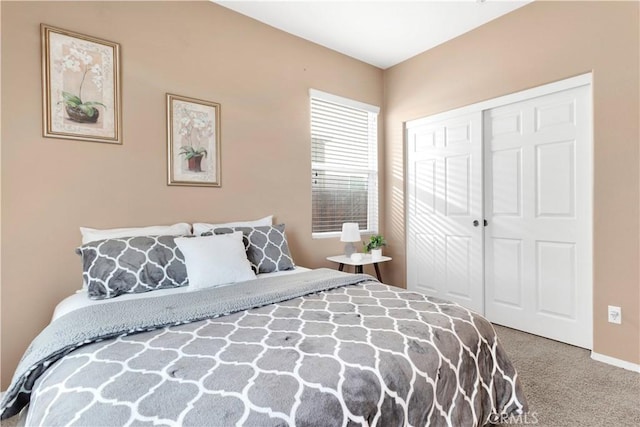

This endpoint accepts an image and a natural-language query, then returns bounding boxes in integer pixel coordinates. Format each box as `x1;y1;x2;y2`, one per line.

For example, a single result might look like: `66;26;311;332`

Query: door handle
484;219;488;227
473;220;480;227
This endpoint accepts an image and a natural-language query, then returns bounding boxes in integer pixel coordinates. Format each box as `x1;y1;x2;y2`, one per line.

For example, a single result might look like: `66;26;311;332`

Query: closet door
484;85;592;348
406;112;484;313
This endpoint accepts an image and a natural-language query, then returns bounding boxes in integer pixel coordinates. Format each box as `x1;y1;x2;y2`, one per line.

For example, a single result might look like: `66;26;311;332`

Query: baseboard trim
591;352;640;373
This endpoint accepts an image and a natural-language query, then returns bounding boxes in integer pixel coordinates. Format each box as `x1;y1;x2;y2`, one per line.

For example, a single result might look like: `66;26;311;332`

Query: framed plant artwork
41;24;122;144
166;94;221;187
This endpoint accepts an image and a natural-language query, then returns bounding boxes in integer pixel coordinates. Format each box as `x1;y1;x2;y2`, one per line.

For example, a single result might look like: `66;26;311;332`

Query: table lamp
340;223;361;257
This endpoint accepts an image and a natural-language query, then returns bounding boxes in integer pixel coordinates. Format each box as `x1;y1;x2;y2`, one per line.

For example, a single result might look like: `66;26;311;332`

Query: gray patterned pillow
76;235;188;300
210;224;295;274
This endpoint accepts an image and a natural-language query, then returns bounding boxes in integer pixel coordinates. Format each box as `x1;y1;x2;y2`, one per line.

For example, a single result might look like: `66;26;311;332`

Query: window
310;89;379;238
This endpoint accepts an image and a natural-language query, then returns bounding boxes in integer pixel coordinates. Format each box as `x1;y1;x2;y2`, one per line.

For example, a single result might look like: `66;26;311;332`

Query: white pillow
174;232;255;290
80;223;191;244
192;215;273;236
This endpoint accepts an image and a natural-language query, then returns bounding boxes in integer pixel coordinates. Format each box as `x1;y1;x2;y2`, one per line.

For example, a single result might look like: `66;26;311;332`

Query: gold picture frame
41;24;122;144
167;94;221;187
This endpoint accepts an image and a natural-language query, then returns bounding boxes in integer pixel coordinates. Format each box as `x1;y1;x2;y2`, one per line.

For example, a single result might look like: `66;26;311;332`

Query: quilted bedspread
1;269;526;426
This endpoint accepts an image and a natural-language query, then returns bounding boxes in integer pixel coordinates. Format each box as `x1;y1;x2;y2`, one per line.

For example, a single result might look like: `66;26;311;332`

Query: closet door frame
405;72;593;345
405;74;592;130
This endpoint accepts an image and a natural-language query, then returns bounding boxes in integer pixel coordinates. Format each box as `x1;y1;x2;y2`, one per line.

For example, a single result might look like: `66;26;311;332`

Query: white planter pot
371;248;382;261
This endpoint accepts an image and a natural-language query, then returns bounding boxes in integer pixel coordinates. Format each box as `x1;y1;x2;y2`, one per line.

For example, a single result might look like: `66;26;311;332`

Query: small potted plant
364;234;386;261
179;146;207;172
60;92;105;123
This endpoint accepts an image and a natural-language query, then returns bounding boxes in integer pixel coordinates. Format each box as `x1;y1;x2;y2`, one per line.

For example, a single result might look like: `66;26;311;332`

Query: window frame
309;89;380;239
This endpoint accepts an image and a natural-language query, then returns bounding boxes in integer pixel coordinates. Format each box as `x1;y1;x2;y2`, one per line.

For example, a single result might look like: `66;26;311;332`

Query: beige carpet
493;324;640;426
2;326;638;426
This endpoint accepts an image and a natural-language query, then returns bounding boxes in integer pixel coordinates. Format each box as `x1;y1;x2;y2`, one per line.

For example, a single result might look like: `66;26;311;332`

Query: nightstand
326;254;392;282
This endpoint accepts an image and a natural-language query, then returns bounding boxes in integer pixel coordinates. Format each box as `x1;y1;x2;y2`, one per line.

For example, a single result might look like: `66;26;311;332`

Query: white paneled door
406;76;592;349
406;112;484;313
484;85;592;348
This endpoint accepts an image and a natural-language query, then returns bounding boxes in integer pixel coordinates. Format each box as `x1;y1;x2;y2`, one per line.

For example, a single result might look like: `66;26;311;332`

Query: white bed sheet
52;267;310;321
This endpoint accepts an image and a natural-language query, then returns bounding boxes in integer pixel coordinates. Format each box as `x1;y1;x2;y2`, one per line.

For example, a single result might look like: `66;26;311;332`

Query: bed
0;222;527;426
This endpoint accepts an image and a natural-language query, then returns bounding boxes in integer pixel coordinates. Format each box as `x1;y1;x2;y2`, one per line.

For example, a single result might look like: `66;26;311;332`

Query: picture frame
41;24;122;144
166;94;221;187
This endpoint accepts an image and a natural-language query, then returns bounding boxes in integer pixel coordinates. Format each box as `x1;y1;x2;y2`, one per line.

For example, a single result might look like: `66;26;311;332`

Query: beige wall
384;1;639;365
0;1;383;388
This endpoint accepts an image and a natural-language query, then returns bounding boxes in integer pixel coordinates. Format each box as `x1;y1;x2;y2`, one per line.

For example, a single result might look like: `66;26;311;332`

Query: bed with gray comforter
1;269;526;426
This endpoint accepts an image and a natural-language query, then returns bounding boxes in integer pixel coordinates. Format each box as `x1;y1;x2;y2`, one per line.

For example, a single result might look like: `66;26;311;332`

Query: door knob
473;220;480;227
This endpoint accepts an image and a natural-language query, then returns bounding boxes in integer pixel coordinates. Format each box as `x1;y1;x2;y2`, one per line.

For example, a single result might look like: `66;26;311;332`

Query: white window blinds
310;89;379;237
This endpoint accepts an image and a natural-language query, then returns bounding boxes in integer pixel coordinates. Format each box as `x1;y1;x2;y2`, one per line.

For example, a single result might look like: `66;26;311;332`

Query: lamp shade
340;223;361;242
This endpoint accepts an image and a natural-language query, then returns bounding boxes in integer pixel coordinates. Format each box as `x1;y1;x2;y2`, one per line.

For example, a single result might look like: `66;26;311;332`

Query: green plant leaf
83;101;107;109
62;91;82;105
58;100;78;107
78;104;97;117
179;146;207;158
179;146;194;156
364;234;386;252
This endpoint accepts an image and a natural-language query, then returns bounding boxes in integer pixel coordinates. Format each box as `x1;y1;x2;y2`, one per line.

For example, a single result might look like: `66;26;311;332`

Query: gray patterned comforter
1;269;526;426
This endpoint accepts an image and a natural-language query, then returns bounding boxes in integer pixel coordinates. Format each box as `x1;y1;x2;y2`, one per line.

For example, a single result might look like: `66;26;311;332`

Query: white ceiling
214;0;532;69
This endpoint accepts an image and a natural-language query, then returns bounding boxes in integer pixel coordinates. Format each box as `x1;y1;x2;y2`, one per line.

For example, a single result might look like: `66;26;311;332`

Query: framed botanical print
166;94;221;187
41;24;122;144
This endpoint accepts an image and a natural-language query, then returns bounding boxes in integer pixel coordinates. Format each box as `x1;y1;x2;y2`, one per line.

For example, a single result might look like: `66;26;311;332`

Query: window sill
312;230;377;240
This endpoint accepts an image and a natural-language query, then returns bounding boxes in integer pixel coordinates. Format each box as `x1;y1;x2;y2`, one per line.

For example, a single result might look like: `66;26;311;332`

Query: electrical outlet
608;306;621;324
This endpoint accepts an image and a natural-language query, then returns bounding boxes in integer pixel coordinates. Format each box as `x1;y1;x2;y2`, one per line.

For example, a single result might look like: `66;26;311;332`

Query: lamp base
344;242;356;257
